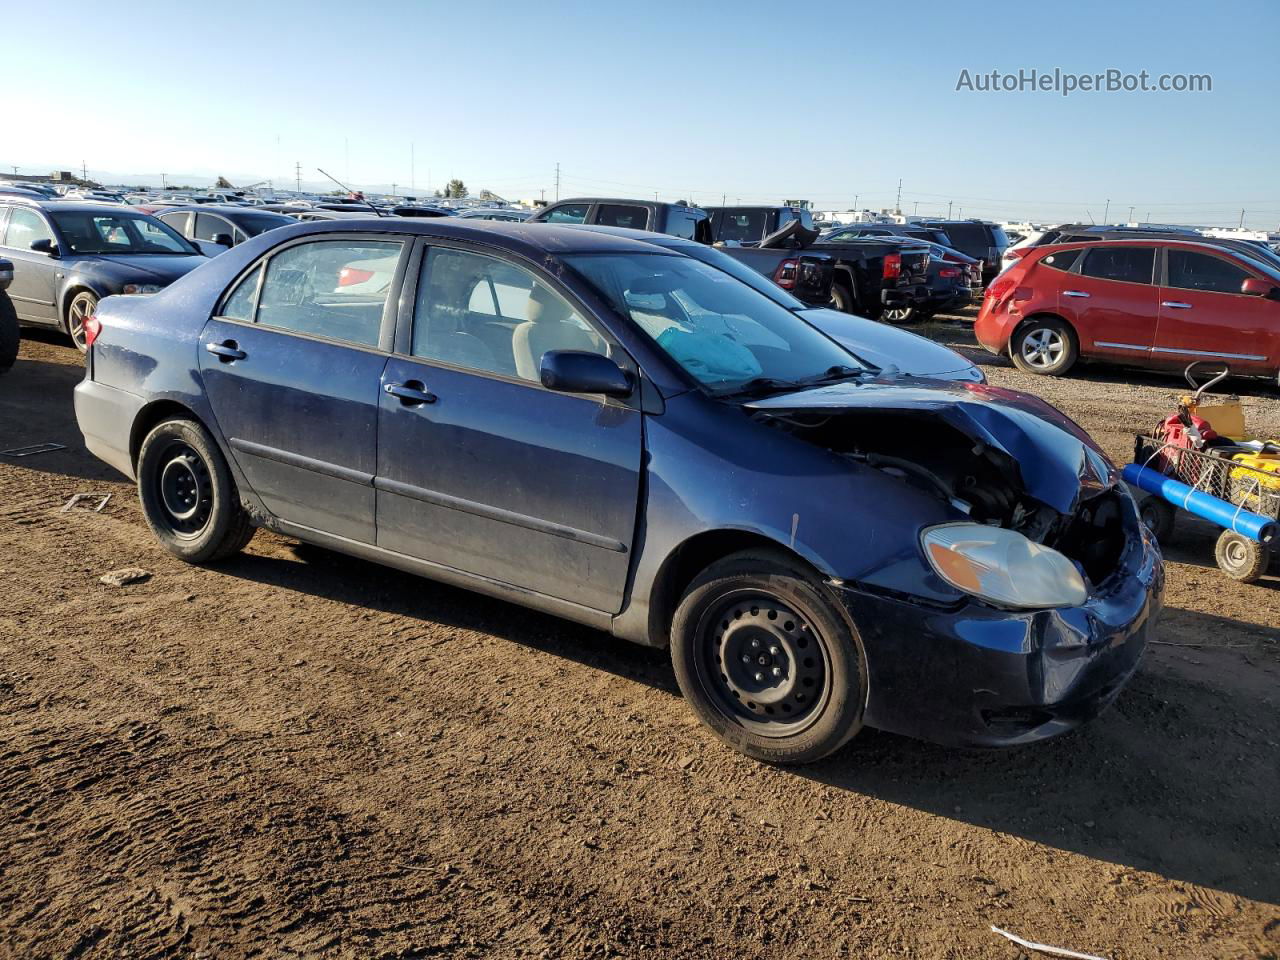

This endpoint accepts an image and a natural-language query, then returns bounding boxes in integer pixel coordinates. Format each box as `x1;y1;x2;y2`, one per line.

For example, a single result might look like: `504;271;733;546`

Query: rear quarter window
1039;249;1082;272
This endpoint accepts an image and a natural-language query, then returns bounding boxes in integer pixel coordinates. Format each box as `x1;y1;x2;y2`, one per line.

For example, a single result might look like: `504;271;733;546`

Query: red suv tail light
83;315;102;348
1006;247;1029;261
882;253;902;279
772;258;799;290
986;277;1015;302
338;266;374;287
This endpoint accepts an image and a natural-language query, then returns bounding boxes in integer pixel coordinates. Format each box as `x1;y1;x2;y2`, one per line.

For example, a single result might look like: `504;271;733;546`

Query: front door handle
1063;290;1091;298
1162;301;1192;309
206;340;246;361
384;380;437;405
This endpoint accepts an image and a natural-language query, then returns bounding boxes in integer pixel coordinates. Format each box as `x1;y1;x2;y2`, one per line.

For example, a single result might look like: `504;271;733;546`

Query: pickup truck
528;198;833;307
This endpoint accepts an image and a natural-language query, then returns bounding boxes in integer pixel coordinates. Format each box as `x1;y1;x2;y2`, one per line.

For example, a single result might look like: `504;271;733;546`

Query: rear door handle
205;340;246;361
1063;290;1091;298
384;380;437;405
1162;301;1192;309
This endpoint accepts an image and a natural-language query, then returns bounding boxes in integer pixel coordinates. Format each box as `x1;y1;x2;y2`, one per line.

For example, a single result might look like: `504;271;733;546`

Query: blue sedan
73;218;1163;763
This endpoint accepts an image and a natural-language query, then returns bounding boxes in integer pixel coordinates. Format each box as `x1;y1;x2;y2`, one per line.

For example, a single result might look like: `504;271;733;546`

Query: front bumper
837;528;1164;747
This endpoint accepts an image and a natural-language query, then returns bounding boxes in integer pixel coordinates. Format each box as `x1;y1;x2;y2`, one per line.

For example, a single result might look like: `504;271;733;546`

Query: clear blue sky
6;0;1277;227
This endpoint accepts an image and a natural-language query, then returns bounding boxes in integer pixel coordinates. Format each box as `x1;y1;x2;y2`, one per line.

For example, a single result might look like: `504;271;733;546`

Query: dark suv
528;198;711;242
918;219;1010;284
0;199;205;349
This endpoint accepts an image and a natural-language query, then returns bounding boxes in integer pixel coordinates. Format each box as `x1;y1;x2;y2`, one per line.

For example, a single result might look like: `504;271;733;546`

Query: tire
828;281;854;314
0;292;18;374
1214;530;1270;583
1138;497;1177;544
137;417;255;564
1009;316;1078;376
670;550;867;764
882;305;915;324
65;290;98;353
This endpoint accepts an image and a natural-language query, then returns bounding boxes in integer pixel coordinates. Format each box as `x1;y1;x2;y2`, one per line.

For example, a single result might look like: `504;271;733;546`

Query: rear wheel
137;417;255;563
1010;316;1078;376
882;305;915;324
1139;497;1177;544
828;281;853;314
670;550;866;764
65;290;98;353
0;292;18;374
1214;530;1270;583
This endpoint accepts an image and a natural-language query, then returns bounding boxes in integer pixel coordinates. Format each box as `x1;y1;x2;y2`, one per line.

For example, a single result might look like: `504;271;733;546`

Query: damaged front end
745;378;1165;746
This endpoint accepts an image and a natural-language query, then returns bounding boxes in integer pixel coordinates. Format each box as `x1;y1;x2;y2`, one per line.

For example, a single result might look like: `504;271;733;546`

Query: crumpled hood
799;308;981;381
74;254;206;288
746;378;1116;515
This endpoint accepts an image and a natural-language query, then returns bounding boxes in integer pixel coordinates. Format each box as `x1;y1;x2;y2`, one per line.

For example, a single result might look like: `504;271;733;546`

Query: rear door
198;234;408;543
1154;247;1279;373
1068;245;1159;360
374;241;643;613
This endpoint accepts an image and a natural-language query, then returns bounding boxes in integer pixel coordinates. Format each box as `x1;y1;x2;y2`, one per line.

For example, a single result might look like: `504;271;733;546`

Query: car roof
0;198;154;215
279;217;684;256
1040;237;1264;253
155;204;291;217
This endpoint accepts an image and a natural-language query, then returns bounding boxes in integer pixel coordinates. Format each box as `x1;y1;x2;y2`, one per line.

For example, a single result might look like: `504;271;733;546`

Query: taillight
83;315;102;348
772;258;799;290
939;267;961;279
338;266;374;287
883;253;902;279
986;277;1015;301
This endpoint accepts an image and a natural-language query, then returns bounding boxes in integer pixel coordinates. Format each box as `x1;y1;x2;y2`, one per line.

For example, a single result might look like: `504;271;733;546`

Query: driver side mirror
212;233;234;247
30;238;59;258
1241;277;1276;298
540;350;633;398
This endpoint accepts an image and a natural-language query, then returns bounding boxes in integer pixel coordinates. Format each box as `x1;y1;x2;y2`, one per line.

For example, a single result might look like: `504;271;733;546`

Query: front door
1154;247;1279;374
1068;245;1159;361
198;235;407;543
1;207;59;324
375;243;643;613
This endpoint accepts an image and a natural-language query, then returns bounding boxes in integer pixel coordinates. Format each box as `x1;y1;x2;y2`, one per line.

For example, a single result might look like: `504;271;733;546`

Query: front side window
594;204;649;229
255;239;402;347
4;208;54;250
1081;246;1154;284
1166;250;1251;294
542;203;590;224
566;253;861;393
49;212;192;254
413;247;608;381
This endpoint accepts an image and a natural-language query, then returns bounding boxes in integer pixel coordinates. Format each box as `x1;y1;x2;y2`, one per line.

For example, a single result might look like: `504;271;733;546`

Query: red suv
974;239;1280;380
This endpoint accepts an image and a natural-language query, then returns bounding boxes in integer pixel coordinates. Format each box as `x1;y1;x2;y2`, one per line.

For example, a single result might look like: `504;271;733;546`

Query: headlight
122;283;162;295
921;523;1087;609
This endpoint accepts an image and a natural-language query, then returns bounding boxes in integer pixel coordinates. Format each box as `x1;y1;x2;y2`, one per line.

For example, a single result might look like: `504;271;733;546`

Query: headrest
526;284;571;324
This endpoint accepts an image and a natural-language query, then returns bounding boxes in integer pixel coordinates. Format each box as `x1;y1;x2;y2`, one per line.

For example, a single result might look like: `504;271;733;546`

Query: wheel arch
644;529;834;650
129;399;204;470
1009;311;1079;350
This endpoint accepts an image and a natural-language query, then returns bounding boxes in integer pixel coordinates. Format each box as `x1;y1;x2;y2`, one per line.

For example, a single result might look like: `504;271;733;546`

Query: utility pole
554;162;560;201
295;161;302;194
913;201;918;215
392;182;397;197
1128;205;1135;224
895;178;902;214
1239;208;1246;228
81;160;87;181
1145;211;1150;223
410;142;415;194
853;193;858;211
947;200;953;218
1103;198;1111;222
161;172;168;190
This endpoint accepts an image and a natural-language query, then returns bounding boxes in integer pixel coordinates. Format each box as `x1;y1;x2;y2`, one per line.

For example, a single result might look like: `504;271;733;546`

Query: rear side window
715;210;768;243
935;223;984;247
542;203;589;224
1167;250;1251;294
594;204;648;229
220;264;263;321
1081;246;1154;284
1039;249;1082;272
254;239;402;347
194;213;232;243
667;211;698;240
158;211;191;235
4;208;54;249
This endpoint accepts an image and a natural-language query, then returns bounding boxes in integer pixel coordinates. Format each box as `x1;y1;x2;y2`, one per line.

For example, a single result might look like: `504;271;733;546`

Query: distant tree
433;189;443;198
445;179;467;199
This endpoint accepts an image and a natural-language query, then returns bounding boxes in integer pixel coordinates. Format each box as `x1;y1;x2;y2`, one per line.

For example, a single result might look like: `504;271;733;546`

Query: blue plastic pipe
1122;462;1277;545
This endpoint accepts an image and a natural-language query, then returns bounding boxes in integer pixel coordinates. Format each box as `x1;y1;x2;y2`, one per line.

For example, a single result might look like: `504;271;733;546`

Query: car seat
512;285;599;381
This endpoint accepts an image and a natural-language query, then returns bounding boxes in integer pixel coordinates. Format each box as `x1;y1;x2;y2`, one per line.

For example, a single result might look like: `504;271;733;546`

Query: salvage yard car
976;238;1280;380
0;198;206;350
74;218;1163;763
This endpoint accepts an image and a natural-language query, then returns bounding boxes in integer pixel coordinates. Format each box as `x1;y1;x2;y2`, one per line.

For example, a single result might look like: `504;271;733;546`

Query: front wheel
137;417;255;564
65;290;99;353
1009;316;1078;376
1215;530;1270;583
828;282;853;314
670;550;866;764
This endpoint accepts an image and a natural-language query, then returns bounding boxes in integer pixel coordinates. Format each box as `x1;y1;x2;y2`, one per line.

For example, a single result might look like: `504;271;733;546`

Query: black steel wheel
1138;496;1177;544
671;550;866;764
137;417;255;563
1214;530;1270;583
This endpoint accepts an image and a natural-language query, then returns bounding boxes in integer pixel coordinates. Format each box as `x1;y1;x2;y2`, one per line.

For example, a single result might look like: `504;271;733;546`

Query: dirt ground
1;322;1278;960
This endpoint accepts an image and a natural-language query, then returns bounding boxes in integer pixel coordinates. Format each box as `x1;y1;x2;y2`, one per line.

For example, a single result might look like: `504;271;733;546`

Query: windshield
50;211;196;255
676;244;807;310
565;253;863;394
235;212;293;236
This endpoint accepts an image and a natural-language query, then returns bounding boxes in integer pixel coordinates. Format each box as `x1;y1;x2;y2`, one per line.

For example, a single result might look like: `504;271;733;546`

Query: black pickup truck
528;198;833;306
